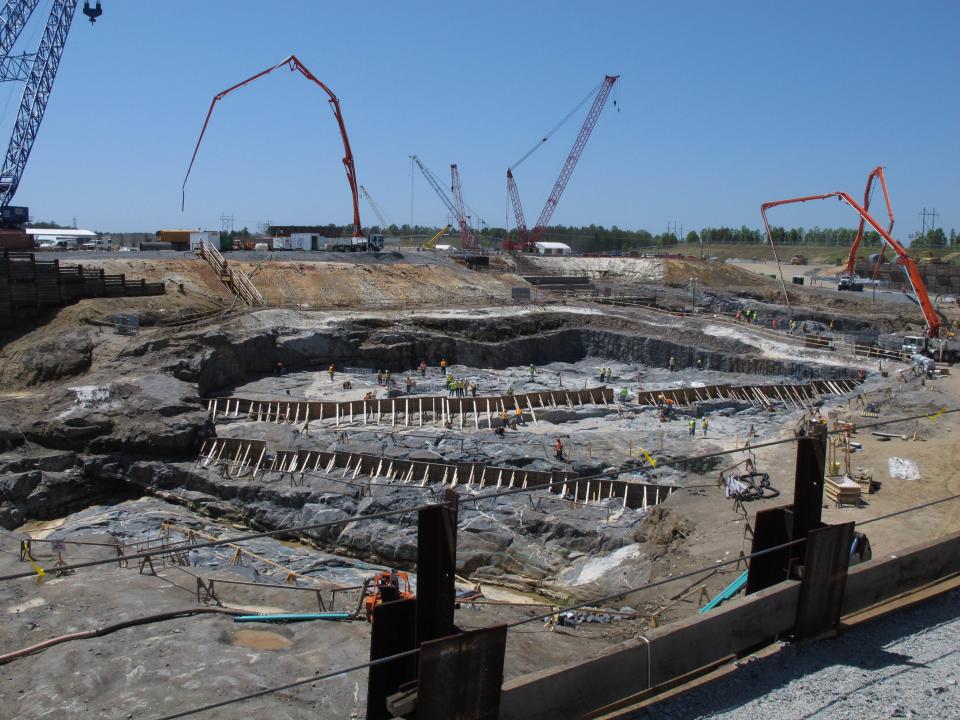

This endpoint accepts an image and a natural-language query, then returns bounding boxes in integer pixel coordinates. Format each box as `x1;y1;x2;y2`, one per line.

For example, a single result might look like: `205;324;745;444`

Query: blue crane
0;0;100;225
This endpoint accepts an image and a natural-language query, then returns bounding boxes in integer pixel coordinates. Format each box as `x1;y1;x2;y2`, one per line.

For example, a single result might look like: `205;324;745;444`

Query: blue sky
5;1;958;236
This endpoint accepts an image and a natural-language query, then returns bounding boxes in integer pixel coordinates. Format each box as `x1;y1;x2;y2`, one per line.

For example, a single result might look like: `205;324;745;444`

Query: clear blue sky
6;1;958;237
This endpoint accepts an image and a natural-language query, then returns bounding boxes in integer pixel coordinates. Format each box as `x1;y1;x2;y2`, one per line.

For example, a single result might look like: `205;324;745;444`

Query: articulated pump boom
761;189;941;338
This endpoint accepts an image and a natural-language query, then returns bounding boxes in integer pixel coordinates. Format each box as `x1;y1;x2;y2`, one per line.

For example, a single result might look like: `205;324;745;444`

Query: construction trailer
533;241;572;256
188;231;220;252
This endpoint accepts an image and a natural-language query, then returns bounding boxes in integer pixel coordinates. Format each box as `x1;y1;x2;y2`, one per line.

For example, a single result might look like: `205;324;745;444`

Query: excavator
761;175;954;356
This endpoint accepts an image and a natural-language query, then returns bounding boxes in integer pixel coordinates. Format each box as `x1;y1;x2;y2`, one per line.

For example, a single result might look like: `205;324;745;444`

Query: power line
146;491;960;720
4;408;955;583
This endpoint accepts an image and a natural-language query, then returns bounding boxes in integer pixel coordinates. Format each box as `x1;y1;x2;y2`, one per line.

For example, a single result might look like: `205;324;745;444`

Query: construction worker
499;410;509;427
789;319;797;335
669;356;677;372
328;364;335;382
275;361;284;377
440;358;448;376
554;437;564;460
470;382;478;398
419;360;427;377
385;370;392;385
528;364;536;381
405;375;414;394
598;367;606;381
376;370;383;385
696;357;703;370
702;417;709;435
515;407;525;426
619;386;629;403
688;418;696;436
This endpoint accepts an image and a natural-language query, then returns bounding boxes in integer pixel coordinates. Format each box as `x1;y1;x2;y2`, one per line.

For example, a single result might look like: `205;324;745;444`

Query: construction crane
359;184;391;233
423;224;451;250
505;74;619;252
761;187;942;338
449;164;476;250
183;54;381;251
0;0;101;227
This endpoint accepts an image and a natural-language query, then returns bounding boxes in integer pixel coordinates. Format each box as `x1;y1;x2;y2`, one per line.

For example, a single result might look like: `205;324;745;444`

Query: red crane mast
505;74;619;252
182;54;363;237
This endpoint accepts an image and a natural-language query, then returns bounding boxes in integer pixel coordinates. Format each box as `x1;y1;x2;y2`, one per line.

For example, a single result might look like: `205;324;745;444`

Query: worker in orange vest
328;364;335;382
440;358;448;376
554;438;564;459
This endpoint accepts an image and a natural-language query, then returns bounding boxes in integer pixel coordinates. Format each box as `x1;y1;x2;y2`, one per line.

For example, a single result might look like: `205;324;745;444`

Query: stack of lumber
825;475;862;506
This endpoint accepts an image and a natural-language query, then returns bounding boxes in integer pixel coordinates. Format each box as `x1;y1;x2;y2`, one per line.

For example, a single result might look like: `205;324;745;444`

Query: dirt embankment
233;259;524;307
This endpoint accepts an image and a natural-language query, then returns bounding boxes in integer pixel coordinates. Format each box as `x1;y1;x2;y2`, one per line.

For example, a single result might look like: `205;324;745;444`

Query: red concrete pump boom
844;166;894;277
761;191;941;338
182;54;363;237
505;74;619;251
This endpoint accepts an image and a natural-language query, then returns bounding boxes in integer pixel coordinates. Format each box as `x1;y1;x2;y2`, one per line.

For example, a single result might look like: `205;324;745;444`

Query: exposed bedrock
167;314;854;395
20;374;211;458
2;454;648;595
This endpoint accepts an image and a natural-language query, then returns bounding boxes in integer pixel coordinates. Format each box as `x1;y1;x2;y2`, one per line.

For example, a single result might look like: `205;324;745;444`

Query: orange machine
360;570;414;622
761;179;942;339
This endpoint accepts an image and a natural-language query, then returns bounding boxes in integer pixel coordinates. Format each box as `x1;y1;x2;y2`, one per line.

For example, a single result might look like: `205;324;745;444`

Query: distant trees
319;220;957;251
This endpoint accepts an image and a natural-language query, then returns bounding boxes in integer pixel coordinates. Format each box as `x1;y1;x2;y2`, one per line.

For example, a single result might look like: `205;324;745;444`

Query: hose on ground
0;607;241;665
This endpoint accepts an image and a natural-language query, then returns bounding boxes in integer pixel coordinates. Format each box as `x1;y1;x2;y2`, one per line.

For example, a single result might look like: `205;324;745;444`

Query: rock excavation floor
1;283;957;719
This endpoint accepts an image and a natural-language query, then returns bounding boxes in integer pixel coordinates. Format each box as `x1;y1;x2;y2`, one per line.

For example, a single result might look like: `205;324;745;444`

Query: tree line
365;223;957;253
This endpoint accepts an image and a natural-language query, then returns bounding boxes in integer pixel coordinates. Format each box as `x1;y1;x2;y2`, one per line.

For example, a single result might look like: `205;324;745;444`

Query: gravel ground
632;589;960;720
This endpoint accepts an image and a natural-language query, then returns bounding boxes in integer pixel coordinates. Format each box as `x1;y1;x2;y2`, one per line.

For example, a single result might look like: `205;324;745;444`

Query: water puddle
231;628;293;651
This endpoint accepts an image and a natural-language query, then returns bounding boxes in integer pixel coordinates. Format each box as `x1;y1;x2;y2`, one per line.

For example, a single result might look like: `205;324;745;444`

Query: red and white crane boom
506;74;619;251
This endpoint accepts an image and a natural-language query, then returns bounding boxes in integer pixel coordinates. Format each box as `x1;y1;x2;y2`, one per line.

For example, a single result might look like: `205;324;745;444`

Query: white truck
880;333;960;363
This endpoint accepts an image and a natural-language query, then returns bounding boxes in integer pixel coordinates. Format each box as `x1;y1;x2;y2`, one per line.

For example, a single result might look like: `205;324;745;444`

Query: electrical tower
918;207;939;240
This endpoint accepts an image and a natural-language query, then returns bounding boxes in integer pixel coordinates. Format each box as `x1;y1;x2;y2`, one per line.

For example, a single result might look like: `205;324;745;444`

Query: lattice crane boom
0;0;86;209
449;164;476;250
505;74;618;251
359;184;390;232
412;154;458;221
0;0;42;58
